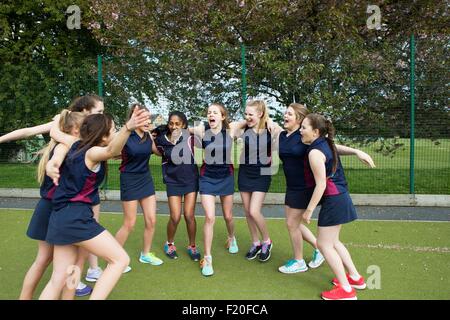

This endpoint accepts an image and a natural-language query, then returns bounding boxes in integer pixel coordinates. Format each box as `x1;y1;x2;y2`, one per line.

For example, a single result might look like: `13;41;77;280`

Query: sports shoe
75;282;93;297
258;241;272;262
245;243;262;260
187;245;201;261
200;256;214;276
123;265;132;273
332;274;367;290
225;237;239;254
278;259;308;274
322;285;357;300
85;267;103;282
164;242;178;259
308;249;325;269
139;252;164;266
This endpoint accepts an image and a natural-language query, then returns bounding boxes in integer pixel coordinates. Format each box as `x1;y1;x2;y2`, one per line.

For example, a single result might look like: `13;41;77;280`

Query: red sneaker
332;274;367;290
322;285;357;300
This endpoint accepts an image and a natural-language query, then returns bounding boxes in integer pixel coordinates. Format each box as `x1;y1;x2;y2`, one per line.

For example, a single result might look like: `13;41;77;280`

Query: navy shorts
26;198;53;241
318;192;358;227
166;182;198;197
120;171;155;201
199;174;234;196
46;203;105;245
284;188;314;209
238;165;271;193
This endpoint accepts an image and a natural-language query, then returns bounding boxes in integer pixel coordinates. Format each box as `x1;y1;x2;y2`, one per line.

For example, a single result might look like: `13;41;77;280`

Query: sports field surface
0;209;448;300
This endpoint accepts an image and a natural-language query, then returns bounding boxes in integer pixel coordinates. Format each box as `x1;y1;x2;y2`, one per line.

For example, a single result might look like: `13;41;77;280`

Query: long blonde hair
37;110;85;184
246;100;269;131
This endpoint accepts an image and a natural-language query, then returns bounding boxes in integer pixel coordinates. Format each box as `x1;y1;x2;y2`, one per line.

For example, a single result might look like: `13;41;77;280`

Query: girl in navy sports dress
19;110;85;300
190;103;243;276
155;111;201;261
114;104;164;269
4;95;106;295
268;104;375;275
39;108;149;300
48;96;106;296
301;113;367;300
236;100;274;262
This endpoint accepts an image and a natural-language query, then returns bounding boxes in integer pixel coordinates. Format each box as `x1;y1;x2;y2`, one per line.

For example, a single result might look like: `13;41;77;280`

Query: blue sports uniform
199;125;234;196
305;137;357;226
155;131;199;197
238;126;272;193
26;147;58;241
46;141;106;245
278;130;314;209
119;131;155;201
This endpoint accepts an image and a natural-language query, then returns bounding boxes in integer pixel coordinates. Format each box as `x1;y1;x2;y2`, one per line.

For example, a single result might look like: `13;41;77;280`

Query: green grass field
0;209;448;300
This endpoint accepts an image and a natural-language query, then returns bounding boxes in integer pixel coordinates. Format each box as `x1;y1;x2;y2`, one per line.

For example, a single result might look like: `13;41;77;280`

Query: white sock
77;282;87;290
342;284;352;292
349;274;361;281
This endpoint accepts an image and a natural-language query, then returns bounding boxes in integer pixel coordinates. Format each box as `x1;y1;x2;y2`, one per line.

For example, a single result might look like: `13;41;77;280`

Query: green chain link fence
0;36;448;195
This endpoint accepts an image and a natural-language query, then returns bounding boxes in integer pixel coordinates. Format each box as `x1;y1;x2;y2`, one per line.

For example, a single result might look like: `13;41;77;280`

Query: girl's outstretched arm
0;121;54;144
86;108;150;164
335;144;376;168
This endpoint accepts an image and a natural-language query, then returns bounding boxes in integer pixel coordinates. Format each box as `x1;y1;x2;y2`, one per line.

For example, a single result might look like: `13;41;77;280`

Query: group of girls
0;95;375;300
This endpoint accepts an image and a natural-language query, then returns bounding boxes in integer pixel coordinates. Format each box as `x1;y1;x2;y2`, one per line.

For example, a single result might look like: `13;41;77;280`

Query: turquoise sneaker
278;259;308;274
139;252;164;266
308;249;325;269
226;236;239;254
200;256;214;276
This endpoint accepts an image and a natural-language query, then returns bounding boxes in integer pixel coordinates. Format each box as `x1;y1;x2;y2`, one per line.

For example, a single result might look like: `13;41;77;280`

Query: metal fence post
409;34;415;195
97;55;103;97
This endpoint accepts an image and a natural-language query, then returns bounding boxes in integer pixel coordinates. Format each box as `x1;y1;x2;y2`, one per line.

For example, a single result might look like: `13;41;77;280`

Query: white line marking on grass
346;242;450;253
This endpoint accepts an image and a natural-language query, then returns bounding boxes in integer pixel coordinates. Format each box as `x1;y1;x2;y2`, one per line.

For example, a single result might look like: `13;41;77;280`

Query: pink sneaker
322;285;357;300
332;274;367;290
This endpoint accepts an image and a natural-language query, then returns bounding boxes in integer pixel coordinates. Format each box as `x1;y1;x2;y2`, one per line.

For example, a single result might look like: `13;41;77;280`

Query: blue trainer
75;282;93;297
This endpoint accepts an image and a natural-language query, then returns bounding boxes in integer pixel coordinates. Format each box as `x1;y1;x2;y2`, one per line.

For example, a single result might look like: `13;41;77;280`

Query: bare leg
248;192;270;241
78;231;130;300
317;225;350;288
220;195;235;238
201;195;216;257
167;196;182;243
183;192;198;246
140;195;157;254
39;245;78;300
285;206;305;261
115;200;138;247
19;241;53;300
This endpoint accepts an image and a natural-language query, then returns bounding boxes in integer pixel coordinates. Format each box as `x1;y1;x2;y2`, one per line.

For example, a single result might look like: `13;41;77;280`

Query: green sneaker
139;252;164;266
200;256;214;276
308;249;325;269
225;236;239;254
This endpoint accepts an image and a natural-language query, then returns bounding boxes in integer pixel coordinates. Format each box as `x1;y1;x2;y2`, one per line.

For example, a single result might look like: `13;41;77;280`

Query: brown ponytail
305;114;338;175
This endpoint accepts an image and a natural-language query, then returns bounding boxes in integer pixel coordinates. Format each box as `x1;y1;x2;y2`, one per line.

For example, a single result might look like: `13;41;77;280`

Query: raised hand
126;107;150;132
